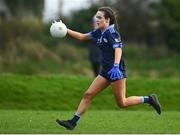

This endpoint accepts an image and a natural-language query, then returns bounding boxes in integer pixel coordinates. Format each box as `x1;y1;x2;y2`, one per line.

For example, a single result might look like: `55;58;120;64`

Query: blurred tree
5;0;44;18
67;5;98;32
112;0;160;45
66;5;98;45
159;0;180;51
0;0;11;19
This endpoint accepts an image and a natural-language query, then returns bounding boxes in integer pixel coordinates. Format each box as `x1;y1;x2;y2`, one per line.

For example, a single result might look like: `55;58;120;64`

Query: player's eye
96;16;102;19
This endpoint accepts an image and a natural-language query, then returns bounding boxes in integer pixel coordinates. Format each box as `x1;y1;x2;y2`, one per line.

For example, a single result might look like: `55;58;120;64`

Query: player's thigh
111;78;126;101
85;75;110;96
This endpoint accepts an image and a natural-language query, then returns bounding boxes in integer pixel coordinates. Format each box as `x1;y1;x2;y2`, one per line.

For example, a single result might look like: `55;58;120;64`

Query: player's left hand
108;64;121;80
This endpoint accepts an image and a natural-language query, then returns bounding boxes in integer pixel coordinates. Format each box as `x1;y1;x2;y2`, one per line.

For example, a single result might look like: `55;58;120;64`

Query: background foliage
0;0;179;77
5;0;44;18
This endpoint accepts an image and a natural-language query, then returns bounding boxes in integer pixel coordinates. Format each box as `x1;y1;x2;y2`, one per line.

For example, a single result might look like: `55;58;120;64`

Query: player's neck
101;23;110;32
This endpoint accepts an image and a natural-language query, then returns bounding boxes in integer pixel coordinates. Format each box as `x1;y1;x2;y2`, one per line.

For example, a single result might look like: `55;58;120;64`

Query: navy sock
70;112;80;125
141;96;150;103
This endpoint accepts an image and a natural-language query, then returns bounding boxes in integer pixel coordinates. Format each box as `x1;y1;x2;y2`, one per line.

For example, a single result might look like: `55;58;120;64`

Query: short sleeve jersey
88;24;126;72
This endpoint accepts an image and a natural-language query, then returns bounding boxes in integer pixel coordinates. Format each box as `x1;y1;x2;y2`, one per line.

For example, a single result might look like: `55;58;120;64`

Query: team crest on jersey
103;38;108;43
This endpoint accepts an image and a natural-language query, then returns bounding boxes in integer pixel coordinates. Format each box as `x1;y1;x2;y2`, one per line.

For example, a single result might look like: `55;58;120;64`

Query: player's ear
105;18;110;24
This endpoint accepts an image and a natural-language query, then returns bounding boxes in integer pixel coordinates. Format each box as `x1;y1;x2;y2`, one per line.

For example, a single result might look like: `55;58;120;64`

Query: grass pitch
0;74;180;111
0;110;179;134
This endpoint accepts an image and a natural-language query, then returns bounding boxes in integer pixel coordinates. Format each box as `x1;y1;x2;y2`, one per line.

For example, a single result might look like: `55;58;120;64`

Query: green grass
0;74;180;111
0;74;179;133
0;110;179;134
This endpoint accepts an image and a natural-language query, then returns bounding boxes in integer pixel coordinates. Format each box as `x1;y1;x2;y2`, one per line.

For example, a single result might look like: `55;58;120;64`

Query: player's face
95;11;110;30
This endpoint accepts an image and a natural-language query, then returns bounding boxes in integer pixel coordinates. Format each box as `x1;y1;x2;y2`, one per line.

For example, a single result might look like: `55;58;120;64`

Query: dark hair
98;7;119;31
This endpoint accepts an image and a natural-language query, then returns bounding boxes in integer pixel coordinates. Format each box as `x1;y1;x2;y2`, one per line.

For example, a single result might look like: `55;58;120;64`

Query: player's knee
117;100;128;108
83;91;94;101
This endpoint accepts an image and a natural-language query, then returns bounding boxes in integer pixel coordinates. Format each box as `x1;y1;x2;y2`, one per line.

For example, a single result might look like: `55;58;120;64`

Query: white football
50;20;67;38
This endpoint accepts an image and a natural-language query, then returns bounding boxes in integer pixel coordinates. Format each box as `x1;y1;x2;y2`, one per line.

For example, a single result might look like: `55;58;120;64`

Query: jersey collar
101;24;115;34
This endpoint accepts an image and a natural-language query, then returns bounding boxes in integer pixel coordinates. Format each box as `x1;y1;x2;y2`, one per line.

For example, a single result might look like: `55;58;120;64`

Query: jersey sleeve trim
87;32;93;39
113;42;123;49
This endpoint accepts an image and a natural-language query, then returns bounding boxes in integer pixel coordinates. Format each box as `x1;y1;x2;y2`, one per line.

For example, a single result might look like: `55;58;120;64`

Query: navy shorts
99;69;128;82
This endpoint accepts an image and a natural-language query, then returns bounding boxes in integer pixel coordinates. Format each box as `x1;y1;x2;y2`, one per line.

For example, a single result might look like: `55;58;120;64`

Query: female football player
56;7;161;130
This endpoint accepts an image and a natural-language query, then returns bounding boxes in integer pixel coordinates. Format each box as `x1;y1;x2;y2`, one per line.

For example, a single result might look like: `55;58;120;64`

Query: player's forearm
114;48;122;64
67;29;89;41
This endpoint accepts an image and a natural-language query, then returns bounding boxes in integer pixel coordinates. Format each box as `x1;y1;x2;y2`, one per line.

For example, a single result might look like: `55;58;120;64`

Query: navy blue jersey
88;24;126;73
